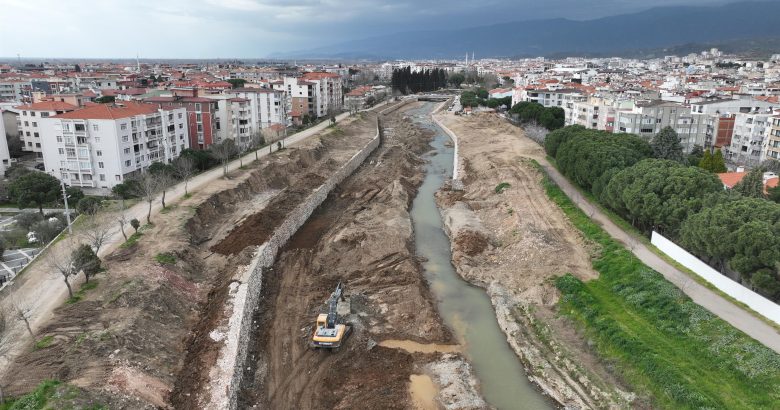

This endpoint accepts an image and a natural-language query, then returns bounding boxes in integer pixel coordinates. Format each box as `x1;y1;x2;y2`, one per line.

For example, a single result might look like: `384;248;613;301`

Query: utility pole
60;180;73;234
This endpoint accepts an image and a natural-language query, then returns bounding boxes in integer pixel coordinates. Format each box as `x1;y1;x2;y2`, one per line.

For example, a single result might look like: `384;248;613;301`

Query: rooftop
52;102;159;120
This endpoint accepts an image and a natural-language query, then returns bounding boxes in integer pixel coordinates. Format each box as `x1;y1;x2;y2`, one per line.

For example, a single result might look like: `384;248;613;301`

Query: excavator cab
311;282;352;349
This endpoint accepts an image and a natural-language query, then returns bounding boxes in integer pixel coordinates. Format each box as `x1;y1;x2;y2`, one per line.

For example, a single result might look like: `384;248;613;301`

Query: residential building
14;101;78;160
615;100;703;151
206;96;253;146
0;109;12;173
231;88;288;132
40;102;189;192
727;112;771;166
144;95;219;149
272;72;343;125
764;116;780;161
0;80;32;103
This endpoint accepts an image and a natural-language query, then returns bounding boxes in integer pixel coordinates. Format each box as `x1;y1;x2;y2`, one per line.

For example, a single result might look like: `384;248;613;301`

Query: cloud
0;0;766;58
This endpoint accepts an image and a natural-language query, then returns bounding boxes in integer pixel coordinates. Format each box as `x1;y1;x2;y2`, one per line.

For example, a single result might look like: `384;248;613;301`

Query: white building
14;101;78;161
40;102;189;192
230;88;288;132
0;109;12;173
206;96;253;147
728;112;772;166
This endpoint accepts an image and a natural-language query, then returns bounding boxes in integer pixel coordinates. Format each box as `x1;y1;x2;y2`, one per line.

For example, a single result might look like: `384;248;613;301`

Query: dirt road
435;112;633;407
239;103;485;409
0;108;363;383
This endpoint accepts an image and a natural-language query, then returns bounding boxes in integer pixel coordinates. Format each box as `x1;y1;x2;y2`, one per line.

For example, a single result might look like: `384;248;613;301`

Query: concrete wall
432;112;461;183
651;231;780;326
208;116;382;410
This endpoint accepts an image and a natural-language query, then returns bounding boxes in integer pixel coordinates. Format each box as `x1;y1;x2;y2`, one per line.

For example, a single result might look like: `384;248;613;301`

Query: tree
711;148;727;173
173;155;196;196
149;163;175;209
601;159;723;235
769;185;780;204
66;187;84;205
8;172;60;215
112;180;139;199
94;96;115;104
80;216;112;253
72;244;101;283
117;201;128;241
759;158;780;173
130;218;140;233
48;244;78;298
211;139;238;178
544;125;586;157
698;149;713;171
14;212;43;231
6;134;23;157
76;196;103;215
31;218;64;244
448;72;465;88
132;173;161;224
651;127;685;163
733;167;766;198
687;145;704;167
227;78;246;89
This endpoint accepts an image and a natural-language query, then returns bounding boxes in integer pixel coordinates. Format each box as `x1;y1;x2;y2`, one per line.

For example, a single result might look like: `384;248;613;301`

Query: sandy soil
0;111;392;408
238;103;485;410
436;112;634;408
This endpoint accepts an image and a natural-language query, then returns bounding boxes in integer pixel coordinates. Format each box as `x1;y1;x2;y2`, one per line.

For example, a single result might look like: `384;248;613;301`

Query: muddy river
407;102;553;410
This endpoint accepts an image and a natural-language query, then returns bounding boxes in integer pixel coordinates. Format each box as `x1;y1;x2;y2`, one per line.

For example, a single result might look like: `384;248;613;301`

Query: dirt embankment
0;113;380;409
238;103;485;410
435;112;635;408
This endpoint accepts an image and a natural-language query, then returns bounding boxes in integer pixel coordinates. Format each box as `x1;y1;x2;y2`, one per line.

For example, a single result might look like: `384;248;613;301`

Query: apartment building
0;109;12;173
40;102;189;192
727;112;772;166
569;96;616;131
615;100;704;151
231;88;287;132
512;87;584;109
206;96;253;146
144;95;219;149
690;97;777;148
272;72;343;124
14;101;79;160
0;80;32;103
763;116;780;161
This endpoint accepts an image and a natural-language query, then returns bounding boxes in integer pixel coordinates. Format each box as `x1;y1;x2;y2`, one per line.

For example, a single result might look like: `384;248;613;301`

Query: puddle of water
406;103;553;410
379;339;460;354
409;374;439;410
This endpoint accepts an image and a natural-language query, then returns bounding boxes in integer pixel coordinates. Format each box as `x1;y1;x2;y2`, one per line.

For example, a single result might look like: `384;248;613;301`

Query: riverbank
433;111;635;408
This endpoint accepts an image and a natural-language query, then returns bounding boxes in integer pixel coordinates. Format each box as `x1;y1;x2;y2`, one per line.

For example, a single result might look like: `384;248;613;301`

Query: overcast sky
0;0;745;58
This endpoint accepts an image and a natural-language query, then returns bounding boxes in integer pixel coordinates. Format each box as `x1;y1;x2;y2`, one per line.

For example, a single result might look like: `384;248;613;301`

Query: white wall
651;231;780;326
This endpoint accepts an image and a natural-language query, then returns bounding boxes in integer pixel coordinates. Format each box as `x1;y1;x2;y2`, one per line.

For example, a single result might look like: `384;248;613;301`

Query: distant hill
276;1;780;59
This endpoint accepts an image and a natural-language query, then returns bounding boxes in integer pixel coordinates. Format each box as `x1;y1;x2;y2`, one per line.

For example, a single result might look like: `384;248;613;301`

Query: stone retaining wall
207;118;382;410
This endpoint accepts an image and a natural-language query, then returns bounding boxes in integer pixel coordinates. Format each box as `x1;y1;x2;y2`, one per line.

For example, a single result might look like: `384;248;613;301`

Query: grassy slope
540;170;780;409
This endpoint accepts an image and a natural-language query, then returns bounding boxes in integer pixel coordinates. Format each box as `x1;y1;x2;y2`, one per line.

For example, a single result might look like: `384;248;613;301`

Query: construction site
0;99;642;409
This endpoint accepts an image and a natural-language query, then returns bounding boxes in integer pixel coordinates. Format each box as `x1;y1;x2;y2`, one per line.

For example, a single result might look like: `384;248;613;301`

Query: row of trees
390;67;448;95
544;125;780;301
509;101;565;131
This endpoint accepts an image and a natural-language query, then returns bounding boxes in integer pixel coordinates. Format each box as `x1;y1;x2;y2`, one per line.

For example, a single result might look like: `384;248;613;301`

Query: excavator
311;282;352;349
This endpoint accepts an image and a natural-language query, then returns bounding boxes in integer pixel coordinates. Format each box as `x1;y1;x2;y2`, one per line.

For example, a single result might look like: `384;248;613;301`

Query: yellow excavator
311;282;352;349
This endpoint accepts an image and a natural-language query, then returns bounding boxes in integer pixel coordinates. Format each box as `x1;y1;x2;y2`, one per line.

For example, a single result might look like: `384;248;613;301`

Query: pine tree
698;150;713;171
712;148;727;173
734;167;766;198
651;127;685;162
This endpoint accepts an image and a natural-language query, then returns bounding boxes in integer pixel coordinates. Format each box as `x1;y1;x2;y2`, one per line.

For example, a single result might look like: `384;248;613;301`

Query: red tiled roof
718;172;745;188
14;101;78;111
52;102;159;120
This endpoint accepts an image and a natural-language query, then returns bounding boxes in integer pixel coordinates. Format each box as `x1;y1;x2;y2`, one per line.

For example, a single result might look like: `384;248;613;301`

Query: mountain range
275;1;780;60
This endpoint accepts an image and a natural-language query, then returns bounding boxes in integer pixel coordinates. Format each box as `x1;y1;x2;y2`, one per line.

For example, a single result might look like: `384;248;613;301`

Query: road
435;111;780;354
538;154;780;354
0;108;363;376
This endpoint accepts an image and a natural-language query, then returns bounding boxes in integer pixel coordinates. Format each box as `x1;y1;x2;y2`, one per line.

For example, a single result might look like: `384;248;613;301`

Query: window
115;175;121;181
78;148;89;157
125;160;131;166
92;124;99;131
124;148;131;154
56;136;62;143
196;113;202;121
95;137;100;143
22;111;27;116
122;135;129;142
74;124;85;131
66;148;76;156
41;112;49;118
24;121;28;126
96;150;102;156
25;131;30;136
98;162;104;168
195;103;201;111
32;122;37;127
121;123;127;130
33;132;39;138
179;123;183;129
80;161;90;169
178;113;183;119
99;174;105;181
30;112;36;117
58;148;64;154
35;143;40;148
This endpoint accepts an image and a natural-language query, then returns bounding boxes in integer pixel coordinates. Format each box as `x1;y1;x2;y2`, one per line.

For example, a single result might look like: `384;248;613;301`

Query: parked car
34;163;45;170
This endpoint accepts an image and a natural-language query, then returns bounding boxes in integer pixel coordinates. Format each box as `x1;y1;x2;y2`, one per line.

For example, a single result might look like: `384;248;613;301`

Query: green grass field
541;171;780;409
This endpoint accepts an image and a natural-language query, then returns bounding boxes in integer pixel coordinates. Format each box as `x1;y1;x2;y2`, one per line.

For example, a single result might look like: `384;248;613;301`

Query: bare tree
80;215;113;253
173;156;196;196
249;131;265;161
524;122;549;145
211;139;238;178
157;171;176;210
132;173;161;225
0;308;9;404
117;200;128;241
8;299;33;338
48;243;78;299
